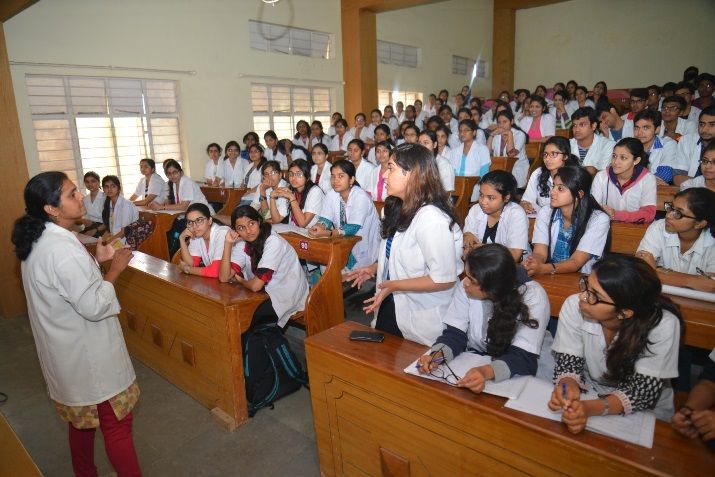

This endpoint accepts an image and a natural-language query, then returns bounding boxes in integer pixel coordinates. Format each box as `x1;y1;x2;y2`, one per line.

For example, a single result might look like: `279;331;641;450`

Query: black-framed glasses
427;348;461;385
579;276;616;306
542;151;565;159
664;202;697;220
186;216;208;228
699;158;715;167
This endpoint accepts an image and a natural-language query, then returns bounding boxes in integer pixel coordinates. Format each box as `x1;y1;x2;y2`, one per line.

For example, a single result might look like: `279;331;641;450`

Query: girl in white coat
520;95;556;140
130;158;167;206
310;143;333;194
521;136;579;214
347;143;463;346
418;129;454;193
80;171;106;237
12;171;141;475
371;140;393;201
101;175;139;245
177;203;231;278
203;142;222;185
240;144;267;205
417;244;550;393
269;159;324;228
464;171;530;262
549;255;681;431
308;159;381;270
219;140;245;187
150;159;214;214
487;110;530;188
524;165;610;276
219;205;308;329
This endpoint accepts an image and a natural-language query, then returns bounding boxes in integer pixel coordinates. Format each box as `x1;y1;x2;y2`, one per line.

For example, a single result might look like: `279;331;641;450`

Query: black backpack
242;325;308;417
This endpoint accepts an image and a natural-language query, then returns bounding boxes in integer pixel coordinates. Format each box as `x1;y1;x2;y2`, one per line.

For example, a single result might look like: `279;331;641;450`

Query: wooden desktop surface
306;321;715;476
200;186;246;215
136;207;181;261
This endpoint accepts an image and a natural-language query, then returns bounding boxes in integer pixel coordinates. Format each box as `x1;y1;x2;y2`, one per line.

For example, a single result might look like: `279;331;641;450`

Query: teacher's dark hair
12;171;68;260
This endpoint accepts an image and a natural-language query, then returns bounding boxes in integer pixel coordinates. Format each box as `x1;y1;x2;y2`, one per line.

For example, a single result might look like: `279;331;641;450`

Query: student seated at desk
521;136;579;214
346;139;376;195
218;140;244;188
486;110;530;188
256;160;289;224
680;141;715;192
633;110;678;185
524;165;610;276
310;143;332;194
463;171;530;262
346;144;463;345
268;159;323;228
328;118;353;157
240;144;267;205
548;255;682;432
177;203;230;277
308;159;380;270
591;137;657;223
672;348;715;445
418;130;454;194
519;94;555;140
370;140;392;201
80;171;105;237
366;124;391;165
203;142;222;185
570;107;615;176
275;139;307;170
100;175;138;245
130;158;167;206
219;205;308;329
636;187;715;293
417;244;550;393
150;159;214;214
262;130;279;163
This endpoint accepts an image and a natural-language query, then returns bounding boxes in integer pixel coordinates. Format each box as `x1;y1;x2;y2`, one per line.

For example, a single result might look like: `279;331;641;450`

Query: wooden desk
306;322;714;476
657;185;679;212
115;251;266;429
200;186;246;215
453;176;478;227
534;273;715;349
527;218;648;256
490;156;516;173
136;207;183;261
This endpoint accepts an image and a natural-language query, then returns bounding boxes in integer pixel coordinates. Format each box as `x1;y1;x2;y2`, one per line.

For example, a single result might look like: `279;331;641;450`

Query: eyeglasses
186;217;207;228
661;105;681;112
699;158;715;167
664;202;697;220
579;276;616;306
288;172;304;178
428;361;461;385
235;220;258;232
262;170;280;177
542;151;565;159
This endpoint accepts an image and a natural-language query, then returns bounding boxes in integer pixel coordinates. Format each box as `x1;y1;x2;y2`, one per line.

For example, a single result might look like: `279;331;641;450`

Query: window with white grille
377;40;419;68
251;84;332;142
378;90;424;112
452;55;487;78
26;75;182;198
249;20;333;59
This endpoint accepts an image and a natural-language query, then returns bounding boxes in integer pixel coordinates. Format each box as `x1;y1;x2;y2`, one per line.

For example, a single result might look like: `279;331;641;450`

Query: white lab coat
349;126;374;142
552;294;679;420
464;201;531;256
21;223;135;406
133;173;167;205
520;113;556;138
319;186;381;269
646;136;678;172
489;128;529;187
521;168;552;213
371;166;388;202
275;148;307;170
566;99;595;117
83;191;105;223
230;233;308;327
169;176;215;214
311;162;333;195
659;117;697;138
436;153;455;193
451;141;491;202
591;168;657;214
328;131;354;152
374;205;464;346
531;206;610;274
570;134;615;171
204;159;221;182
637;219;715;274
218;158;245;187
354;159;377;196
675;132;704;176
288;185;323;228
107;196;139;239
679;175;707;190
187;223;231;267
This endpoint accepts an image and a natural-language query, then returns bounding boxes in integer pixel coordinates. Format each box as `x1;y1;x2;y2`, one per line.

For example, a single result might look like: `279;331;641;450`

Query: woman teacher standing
12;171;142;477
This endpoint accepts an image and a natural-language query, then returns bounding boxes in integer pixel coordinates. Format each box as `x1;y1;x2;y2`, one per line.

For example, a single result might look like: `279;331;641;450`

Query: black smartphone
349;330;385;343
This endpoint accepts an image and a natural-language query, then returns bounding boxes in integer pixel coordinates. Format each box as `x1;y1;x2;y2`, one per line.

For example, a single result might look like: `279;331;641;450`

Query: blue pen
415;356;446;369
561;382;570;411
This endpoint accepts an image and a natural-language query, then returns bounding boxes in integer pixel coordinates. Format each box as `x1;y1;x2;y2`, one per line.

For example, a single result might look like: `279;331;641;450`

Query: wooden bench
555;128;572;139
657;185;680;211
489;156;516;173
200;186;246;215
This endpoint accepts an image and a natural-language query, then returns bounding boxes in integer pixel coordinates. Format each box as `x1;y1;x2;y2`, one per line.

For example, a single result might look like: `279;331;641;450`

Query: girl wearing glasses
521;136;579;214
178;203;230;277
417;244;550;392
308;160;381;270
524;165;610;276
130;158;167;206
219;205;308;329
680;142;715;192
150;159;214;214
590;138;657;223
549;255;682;433
636;187;715;293
463;171;530;263
269;159;323;228
346;144;463;345
256;160;289;224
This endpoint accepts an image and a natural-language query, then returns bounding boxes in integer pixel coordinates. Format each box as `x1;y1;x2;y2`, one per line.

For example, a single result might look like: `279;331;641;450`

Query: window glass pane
291;29;311;57
268;24;290;54
251;85;270;112
311;32;330;59
271;86;291;113
293;87;311;113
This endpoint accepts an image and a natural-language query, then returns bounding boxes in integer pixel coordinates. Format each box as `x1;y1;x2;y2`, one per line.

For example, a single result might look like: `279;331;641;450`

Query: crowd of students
11;66;715;473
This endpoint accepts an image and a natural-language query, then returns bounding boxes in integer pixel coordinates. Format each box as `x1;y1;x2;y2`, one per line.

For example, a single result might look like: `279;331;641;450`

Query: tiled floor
0;283;375;477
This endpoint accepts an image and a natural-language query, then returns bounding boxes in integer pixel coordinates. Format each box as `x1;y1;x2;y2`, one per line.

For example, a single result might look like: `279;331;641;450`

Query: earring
617;313;626;320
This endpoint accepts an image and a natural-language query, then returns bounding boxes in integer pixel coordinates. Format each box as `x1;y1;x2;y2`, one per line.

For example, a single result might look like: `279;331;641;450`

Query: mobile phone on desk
349;330;385;343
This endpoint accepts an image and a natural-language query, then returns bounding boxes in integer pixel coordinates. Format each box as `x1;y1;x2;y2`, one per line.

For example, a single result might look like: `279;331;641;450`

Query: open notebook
504;376;656;448
271;223;314;238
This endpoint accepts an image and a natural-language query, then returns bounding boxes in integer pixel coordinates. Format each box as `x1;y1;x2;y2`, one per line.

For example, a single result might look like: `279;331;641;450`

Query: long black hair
495;109;530;145
101;175;121;230
537;136;579;198
465;244;537;357
592;254;682;384
231;205;271;274
288;159;319;211
674;187;715;238
12;171;68;260
163;158;183;205
381;143;458;238
548;165;610;259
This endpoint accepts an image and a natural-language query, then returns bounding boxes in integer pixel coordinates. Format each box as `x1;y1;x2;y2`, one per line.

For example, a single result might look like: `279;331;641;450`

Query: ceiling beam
0;0;39;23
342;0;445;14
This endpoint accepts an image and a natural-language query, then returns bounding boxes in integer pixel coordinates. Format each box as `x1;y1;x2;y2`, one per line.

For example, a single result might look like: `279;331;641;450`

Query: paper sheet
662;284;715;303
272;223;318;238
504;377;655;448
404;351;529;400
